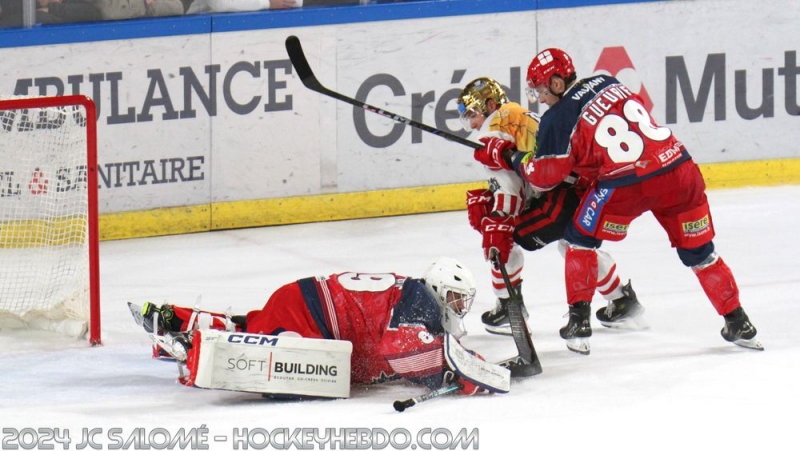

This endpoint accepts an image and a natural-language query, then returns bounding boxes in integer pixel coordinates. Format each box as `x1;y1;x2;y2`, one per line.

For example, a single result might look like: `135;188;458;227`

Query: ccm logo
485;224;514;232
227;334;279;346
468;195;492;205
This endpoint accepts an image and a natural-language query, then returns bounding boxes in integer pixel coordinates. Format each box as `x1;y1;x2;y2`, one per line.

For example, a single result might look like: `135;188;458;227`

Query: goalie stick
492;253;543;377
285;35;482;150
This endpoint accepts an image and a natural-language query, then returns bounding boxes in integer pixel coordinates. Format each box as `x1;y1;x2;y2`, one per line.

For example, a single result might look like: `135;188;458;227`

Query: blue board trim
0;0;665;49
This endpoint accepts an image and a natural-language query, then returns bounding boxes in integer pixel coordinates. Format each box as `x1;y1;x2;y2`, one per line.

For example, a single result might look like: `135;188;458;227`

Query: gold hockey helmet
457;77;509;131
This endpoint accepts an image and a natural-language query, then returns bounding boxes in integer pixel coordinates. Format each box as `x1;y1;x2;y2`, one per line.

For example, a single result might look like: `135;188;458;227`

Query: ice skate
481;297;529;336
560;301;592;355
721;307;763;351
596;281;648;330
128;302;192;361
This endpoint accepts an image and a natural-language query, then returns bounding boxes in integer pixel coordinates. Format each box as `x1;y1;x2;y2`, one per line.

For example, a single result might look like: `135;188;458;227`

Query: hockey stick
393;382;462;412
285;35;482;150
492;253;543;377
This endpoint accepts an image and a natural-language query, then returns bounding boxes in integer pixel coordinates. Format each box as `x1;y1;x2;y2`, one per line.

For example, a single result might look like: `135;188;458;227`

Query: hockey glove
443;369;484;396
474;136;515;171
466;189;494;232
481;215;515;264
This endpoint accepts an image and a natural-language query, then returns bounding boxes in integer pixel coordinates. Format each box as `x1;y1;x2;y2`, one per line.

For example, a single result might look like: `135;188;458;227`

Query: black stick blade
285;35;316;87
492;253;543;375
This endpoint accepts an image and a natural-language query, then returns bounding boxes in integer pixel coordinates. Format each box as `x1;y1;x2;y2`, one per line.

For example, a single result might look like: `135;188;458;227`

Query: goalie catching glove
481;215;515;265
474;136;515;171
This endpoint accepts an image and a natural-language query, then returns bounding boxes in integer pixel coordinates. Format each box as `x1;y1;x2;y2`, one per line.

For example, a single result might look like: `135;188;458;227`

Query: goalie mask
423;257;477;339
457;77;509;131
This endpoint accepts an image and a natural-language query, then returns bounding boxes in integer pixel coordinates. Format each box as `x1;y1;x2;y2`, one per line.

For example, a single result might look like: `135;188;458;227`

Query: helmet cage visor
441;285;476;318
525;83;551;103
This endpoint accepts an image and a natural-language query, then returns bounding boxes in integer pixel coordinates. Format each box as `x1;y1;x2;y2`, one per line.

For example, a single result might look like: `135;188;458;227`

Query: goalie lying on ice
132;257;510;398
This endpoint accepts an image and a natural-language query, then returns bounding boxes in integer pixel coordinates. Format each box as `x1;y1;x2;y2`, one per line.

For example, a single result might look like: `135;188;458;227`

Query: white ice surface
1;185;798;451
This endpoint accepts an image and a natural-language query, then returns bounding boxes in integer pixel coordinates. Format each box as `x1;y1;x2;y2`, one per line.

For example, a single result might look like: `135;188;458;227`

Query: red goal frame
0;95;101;345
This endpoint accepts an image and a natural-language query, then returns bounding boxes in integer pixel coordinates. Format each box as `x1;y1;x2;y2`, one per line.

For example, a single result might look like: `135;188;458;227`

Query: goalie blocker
186;329;353;399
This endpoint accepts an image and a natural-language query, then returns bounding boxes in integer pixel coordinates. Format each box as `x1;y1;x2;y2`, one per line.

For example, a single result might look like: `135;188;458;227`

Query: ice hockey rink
1;184;798;451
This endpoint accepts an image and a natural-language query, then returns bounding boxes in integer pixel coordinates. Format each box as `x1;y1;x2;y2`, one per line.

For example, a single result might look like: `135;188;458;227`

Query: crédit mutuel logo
593;46;654;114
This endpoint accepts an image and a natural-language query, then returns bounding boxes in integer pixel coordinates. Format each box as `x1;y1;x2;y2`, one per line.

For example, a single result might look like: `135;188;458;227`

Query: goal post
0;95;101;345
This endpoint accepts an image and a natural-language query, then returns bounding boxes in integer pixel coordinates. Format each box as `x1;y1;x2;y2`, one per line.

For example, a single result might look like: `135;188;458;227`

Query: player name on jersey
580;82;636;126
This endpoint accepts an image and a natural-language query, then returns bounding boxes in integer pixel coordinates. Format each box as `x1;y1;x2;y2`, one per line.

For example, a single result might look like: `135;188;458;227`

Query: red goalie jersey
246;273;447;387
166;273;449;389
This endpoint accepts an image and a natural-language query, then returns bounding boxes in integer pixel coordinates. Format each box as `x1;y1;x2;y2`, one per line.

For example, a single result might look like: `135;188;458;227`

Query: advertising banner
1;0;796;228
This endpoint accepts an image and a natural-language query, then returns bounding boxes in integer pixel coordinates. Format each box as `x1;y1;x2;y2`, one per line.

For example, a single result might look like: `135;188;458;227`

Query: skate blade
565;337;590;355
599;313;649;331
732;337;764;351
485;319;531;336
150;334;189;362
127;302;145;327
484;324;513;336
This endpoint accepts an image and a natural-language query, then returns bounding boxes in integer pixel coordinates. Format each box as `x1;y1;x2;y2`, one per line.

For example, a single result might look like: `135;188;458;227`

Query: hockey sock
565;246;598;305
596;249;623;300
491;246;523;298
693;257;741;315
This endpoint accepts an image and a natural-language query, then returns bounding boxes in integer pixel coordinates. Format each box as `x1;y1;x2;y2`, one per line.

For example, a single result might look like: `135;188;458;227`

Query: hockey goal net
0;95;100;345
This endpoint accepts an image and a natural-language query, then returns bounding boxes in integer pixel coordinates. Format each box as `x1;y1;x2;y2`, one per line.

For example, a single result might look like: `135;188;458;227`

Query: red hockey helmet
526;48;575;88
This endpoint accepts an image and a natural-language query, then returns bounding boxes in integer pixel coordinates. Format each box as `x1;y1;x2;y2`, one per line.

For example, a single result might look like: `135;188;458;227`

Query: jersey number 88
595;99;672;163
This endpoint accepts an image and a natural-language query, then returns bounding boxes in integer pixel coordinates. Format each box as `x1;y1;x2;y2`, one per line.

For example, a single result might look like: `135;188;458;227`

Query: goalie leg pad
187;329;353;398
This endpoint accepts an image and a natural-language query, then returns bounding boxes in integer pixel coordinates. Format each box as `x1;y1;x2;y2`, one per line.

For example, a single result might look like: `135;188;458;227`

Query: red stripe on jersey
511;195;521;216
317;277;341;340
495;193;523;217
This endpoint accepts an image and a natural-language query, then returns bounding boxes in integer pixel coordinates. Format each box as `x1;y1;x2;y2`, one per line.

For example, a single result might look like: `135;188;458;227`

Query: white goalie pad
188;330;353;399
444;333;510;394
